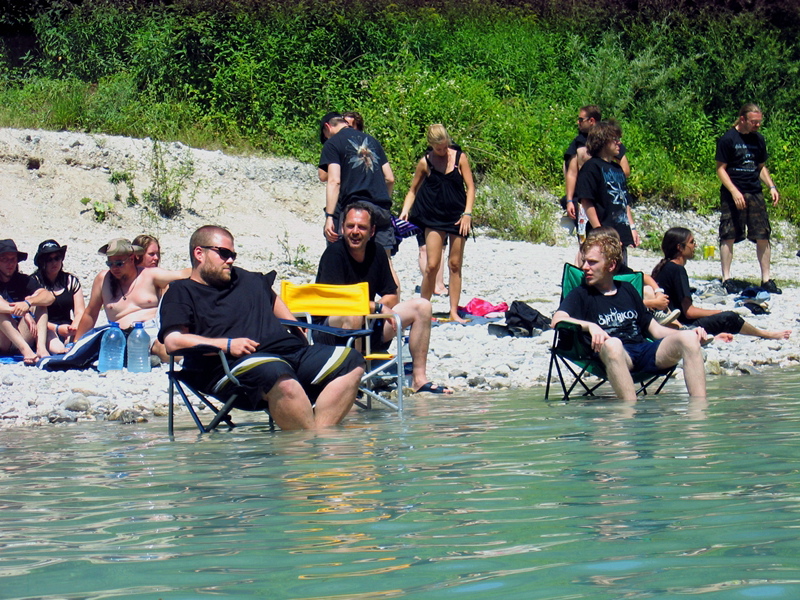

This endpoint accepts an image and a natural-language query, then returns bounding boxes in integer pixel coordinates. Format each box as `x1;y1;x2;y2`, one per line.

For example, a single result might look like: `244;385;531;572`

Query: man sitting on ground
316;201;452;395
159;225;364;430
74;238;190;362
551;232;709;401
0;239;54;364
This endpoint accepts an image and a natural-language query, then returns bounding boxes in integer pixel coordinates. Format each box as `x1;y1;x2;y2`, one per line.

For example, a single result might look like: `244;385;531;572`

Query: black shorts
719;190;771;242
206;345;364;410
623;340;664;374
689;311;745;335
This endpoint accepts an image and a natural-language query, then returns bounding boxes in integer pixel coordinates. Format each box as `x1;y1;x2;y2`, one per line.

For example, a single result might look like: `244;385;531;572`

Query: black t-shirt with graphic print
575;156;634;247
319;128;391;209
558;280;652;345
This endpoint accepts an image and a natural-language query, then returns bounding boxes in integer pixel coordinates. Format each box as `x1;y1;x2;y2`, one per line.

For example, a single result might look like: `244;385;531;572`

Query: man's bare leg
655;331;706;398
388;298;434;392
265;376;316;430
756;239;771;283
720;239;735;281
313;366;363;427
598;338;636;401
739;322;791;340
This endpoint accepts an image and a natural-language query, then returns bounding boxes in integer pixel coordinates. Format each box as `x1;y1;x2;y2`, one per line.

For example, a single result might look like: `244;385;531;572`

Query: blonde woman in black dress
401;124;475;322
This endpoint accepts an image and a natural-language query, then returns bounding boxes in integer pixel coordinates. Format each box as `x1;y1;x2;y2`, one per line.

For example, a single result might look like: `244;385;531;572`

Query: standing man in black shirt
318;112;400;292
159;225;364;430
563;105;630;222
575;121;639;264
716;103;781;294
552;233;708;402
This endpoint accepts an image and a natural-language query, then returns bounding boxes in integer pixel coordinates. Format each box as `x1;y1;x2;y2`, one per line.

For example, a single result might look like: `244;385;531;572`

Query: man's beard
201;264;231;288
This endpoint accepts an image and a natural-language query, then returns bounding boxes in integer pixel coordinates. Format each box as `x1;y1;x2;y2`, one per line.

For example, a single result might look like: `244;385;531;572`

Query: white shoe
653;308;681;326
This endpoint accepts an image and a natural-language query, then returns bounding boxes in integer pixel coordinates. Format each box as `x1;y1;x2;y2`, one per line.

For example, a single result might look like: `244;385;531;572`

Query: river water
2;371;800;599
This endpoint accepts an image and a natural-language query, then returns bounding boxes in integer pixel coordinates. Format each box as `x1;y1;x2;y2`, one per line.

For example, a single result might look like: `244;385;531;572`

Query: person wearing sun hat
0;239;55;365
73;237;191;363
31;239;85;354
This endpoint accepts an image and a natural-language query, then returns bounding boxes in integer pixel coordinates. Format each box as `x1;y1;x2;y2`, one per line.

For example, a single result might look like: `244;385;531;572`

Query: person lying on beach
0;239;54;364
74;238;191;362
652;227;791;340
552;232;709;402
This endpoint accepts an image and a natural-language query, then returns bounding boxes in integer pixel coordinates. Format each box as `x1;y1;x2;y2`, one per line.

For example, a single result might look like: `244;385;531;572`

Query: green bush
1;0;799;229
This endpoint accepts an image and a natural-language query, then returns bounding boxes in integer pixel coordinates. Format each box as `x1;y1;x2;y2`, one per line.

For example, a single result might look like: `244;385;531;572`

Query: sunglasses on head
200;246;237;261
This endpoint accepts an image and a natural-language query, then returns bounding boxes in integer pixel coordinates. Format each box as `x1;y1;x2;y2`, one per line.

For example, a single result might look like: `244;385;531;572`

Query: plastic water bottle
126;322;151;373
98;322;125;373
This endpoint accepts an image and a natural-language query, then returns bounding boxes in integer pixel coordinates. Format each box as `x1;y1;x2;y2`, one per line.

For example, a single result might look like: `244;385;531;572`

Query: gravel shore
2;128;799;427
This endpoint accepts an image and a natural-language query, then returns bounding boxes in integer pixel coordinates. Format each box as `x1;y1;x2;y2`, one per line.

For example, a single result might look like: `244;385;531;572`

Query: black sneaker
722;279;738;294
761;279;782;294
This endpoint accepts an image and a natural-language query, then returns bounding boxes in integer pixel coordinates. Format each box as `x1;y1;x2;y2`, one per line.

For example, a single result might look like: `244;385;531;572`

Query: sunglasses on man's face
106;258;129;268
200;246;237;261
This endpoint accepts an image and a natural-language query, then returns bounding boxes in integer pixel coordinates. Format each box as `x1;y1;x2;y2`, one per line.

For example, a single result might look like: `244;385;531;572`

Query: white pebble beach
2;128;799;427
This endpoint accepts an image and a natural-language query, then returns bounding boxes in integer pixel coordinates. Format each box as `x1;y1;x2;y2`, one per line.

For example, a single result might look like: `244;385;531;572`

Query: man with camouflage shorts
716;103;781;294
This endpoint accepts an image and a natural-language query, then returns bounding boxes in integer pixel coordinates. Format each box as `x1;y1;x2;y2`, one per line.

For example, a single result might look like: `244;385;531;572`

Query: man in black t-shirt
575;121;639;262
716;103;781;294
159;225;364;430
316;202;452;395
563;105;630;220
0;239;54;364
552;233;708;401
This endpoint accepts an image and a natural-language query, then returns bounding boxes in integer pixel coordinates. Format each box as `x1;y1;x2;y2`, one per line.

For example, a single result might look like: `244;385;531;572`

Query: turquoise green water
2;372;800;599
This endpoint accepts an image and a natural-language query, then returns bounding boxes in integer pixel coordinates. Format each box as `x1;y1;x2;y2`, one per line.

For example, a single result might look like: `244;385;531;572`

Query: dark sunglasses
106;258;129;267
200;246;237;261
44;254;64;263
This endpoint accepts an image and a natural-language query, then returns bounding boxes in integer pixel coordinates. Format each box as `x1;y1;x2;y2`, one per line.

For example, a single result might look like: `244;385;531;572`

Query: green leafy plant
145;140;194;218
109;170;137;206
278;231;314;274
80;196;114;222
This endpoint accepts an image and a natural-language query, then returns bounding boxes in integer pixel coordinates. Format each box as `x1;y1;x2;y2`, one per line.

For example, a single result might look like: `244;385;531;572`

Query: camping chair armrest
554;321;582;333
168;345;240;386
279;318;373;339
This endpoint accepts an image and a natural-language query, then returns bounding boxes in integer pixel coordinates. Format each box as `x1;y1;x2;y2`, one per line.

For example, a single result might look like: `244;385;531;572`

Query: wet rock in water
63;394;90;413
49;411;77;423
738;365;761;376
108;408;147;424
468;375;486;387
